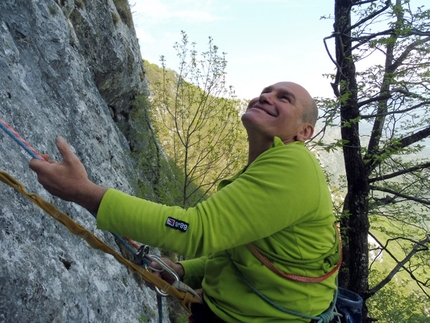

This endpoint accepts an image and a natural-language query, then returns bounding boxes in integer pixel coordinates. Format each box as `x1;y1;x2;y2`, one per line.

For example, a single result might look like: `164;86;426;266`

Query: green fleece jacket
97;137;339;322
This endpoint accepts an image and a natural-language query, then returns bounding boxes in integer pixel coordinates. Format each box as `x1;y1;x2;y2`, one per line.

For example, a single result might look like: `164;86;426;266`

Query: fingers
55;136;79;165
145;261;162;291
29;155;57;174
28;137;71;172
27;136;107;212
28;136;87;199
40;154;57;164
147;258;184;284
29;158;48;173
148;260;166;273
28;137;72;174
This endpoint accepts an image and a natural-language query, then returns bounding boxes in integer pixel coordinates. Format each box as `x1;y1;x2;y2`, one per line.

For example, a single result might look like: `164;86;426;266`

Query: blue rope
2;118;163;321
0;118;45;160
157;295;163;323
0;118;139;256
112;232;139;255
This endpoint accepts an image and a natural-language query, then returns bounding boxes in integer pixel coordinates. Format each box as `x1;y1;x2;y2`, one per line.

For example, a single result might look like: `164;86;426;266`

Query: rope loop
0;118;203;322
0;170;202;314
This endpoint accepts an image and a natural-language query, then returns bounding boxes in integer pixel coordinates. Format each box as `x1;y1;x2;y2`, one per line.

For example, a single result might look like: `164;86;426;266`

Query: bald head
281;82;318;127
301;95;318;127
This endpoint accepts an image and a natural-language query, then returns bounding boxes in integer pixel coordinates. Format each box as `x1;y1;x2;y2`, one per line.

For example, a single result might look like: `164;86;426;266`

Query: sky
129;0;430;152
130;0;337;100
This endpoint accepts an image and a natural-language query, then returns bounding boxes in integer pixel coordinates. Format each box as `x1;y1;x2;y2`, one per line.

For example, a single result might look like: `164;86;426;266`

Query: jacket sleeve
179;257;207;289
97;141;325;257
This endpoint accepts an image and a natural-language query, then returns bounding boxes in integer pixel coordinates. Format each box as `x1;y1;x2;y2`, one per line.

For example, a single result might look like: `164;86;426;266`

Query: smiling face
241;82;316;145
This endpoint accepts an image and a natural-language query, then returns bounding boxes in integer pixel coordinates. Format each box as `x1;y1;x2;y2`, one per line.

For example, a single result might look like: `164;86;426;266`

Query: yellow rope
0;170;201;313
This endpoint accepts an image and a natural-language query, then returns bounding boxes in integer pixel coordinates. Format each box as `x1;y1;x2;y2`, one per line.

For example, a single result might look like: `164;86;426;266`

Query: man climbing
30;81;340;322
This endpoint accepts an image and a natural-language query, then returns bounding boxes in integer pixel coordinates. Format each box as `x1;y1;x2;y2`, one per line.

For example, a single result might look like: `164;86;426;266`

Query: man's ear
295;123;314;142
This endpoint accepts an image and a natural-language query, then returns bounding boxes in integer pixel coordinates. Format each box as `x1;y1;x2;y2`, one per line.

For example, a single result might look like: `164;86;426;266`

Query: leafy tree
317;0;430;321
144;31;247;207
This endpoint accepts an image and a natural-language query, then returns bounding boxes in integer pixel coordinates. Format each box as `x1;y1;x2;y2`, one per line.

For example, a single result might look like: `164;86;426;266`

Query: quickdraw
133;245;201;302
0;118;202;321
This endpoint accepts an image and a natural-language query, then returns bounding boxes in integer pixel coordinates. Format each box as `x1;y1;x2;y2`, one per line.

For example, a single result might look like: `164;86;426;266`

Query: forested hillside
142;40;248;208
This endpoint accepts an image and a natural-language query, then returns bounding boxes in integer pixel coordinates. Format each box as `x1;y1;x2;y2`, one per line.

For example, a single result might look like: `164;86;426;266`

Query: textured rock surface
0;0;168;322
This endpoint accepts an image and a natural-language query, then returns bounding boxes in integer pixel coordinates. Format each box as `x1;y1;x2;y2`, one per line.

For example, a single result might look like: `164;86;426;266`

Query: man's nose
259;92;274;104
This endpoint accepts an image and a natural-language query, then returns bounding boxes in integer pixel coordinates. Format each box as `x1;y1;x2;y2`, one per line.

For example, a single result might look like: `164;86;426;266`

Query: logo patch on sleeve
165;217;189;232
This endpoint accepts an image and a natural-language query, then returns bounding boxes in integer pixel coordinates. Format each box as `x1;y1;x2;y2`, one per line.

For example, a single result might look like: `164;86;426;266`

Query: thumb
55;136;78;164
29;157;46;172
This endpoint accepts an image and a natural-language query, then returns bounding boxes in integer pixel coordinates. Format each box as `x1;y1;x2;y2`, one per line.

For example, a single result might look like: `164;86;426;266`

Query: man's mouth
251;105;277;117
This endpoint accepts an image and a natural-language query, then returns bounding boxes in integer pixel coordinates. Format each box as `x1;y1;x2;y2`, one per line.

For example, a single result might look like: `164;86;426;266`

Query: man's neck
247;137;273;164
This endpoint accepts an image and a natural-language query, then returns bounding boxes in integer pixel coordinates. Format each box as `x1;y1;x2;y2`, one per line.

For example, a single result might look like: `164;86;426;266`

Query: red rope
125;237;141;250
0;118;47;161
247;223;342;283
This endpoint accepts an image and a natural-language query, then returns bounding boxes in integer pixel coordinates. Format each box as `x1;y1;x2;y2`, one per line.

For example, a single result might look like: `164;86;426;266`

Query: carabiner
133;246;181;298
149;254;180;297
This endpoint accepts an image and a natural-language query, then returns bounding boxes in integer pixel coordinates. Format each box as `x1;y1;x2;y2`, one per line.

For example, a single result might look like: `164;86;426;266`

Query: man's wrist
77;182;108;214
175;263;185;281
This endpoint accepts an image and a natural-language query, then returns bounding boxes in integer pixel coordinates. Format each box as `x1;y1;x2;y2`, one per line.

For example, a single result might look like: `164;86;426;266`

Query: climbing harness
0;118;202;321
227;224;344;323
226;250;341;323
246;223;342;284
248;242;341;283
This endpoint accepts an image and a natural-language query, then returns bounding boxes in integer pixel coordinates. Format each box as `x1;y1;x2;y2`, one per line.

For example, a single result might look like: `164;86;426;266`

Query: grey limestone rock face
0;0;168;322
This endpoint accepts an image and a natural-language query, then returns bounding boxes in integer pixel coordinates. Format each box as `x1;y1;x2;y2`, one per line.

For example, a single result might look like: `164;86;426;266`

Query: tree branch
349;0;391;32
408;29;430;37
352;0;381;5
397;126;430;148
370;162;430;183
389;36;430;72
360;98;430;118
323;34;341;70
350;29;395;52
369;185;430;205
366;125;430;169
357;93;391;109
367;233;430;298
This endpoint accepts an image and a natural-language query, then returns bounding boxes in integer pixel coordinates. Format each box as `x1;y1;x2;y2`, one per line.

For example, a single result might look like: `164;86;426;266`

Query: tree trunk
334;0;371;320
